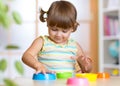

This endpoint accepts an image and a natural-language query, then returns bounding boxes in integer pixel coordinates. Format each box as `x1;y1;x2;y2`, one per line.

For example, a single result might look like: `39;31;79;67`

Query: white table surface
1;77;120;86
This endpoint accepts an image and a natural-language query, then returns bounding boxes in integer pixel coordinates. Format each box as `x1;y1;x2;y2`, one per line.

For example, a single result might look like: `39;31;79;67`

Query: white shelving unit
99;0;120;76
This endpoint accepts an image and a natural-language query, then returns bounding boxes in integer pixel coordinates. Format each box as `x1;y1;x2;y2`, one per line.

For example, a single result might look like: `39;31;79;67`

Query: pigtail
73;22;79;32
39;8;47;22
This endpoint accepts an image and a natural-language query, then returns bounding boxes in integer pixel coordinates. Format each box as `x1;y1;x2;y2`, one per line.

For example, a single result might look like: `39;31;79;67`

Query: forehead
48;26;72;30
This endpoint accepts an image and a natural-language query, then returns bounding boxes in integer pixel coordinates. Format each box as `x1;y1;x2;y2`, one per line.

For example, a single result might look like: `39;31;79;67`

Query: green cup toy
56;72;73;79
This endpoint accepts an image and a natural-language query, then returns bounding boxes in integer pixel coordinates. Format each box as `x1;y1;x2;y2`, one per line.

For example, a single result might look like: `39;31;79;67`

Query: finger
46;69;52;73
79;55;85;60
70;56;77;60
76;70;82;73
85;66;88;71
35;70;41;74
50;70;56;74
42;70;46;74
85;57;92;64
87;57;92;62
46;69;55;74
51;71;56;74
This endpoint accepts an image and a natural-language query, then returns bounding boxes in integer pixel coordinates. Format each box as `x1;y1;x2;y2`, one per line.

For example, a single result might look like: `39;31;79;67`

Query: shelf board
104;64;119;69
103;36;120;40
103;7;119;16
103;7;119;12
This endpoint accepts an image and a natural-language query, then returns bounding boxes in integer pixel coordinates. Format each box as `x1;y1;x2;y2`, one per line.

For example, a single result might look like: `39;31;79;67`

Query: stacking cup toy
97;72;110;79
32;72;56;80
56;72;73;79
67;77;89;86
76;73;97;82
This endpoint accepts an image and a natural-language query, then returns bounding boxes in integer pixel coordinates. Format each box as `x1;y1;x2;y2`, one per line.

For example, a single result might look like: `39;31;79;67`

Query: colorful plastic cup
67;77;89;86
56;72;73;79
32;73;56;80
75;73;97;81
97;72;110;79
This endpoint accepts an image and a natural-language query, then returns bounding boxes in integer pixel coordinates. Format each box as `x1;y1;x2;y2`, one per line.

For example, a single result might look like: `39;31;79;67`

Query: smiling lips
55;37;61;40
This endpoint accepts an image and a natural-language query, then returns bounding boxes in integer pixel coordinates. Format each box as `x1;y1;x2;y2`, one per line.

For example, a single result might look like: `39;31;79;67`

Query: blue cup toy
32;73;56;80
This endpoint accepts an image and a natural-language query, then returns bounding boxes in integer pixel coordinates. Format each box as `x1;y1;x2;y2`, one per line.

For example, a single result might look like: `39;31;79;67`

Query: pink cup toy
66;77;89;86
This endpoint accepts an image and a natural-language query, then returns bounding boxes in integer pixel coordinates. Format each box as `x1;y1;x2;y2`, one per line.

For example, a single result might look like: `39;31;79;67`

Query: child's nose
56;31;62;36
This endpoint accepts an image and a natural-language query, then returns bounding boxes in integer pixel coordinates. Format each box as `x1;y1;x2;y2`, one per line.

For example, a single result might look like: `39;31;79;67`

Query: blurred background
0;0;98;79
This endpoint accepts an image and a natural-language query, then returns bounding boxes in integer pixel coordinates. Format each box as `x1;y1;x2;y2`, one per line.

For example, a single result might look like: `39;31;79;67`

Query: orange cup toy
97;72;110;79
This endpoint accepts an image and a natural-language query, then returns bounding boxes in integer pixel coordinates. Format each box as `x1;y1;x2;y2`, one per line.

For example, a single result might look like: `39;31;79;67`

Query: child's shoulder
34;36;44;42
68;38;78;47
39;35;51;44
39;35;48;40
69;38;82;48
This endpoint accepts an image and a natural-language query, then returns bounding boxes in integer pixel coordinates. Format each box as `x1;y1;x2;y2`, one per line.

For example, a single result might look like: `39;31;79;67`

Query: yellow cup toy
75;73;97;82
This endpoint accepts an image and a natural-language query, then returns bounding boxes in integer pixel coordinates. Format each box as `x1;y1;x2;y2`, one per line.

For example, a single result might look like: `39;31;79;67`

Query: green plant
14;61;24;75
0;59;7;72
0;0;22;29
6;44;19;49
4;78;17;86
0;59;24;86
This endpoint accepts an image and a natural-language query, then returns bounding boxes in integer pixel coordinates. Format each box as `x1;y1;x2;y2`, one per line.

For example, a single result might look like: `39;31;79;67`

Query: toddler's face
48;26;73;44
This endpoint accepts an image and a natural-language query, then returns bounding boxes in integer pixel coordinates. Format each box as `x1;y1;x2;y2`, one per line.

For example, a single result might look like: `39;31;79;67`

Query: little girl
22;1;92;74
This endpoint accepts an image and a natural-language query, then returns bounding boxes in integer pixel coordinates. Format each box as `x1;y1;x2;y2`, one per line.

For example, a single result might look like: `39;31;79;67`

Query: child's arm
76;42;92;73
22;37;47;74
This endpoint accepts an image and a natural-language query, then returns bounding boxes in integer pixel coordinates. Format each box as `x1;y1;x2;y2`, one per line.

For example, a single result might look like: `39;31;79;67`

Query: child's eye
62;30;68;33
51;28;58;31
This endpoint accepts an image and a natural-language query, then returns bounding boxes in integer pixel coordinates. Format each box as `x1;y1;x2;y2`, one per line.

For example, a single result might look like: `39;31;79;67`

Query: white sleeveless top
38;36;77;72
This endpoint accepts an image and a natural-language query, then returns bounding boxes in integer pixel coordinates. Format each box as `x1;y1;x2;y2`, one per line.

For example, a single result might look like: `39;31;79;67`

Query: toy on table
97;72;110;79
66;77;89;86
112;69;119;76
56;72;73;79
75;73;97;82
32;72;56;80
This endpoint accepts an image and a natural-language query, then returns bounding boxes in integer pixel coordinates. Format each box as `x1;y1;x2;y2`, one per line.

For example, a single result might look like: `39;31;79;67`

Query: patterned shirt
38;36;77;72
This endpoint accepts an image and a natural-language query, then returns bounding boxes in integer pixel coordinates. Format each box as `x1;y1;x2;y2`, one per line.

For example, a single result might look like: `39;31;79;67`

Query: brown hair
40;1;79;32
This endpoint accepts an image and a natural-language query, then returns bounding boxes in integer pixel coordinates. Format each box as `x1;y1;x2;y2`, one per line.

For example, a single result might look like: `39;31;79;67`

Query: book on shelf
104;15;119;36
104;16;110;36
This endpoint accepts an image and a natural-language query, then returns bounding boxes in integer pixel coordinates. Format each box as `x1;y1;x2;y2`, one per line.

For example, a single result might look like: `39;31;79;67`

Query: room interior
0;0;120;84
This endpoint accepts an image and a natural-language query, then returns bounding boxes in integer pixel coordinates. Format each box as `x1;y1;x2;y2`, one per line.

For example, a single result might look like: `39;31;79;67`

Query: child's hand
35;62;46;74
71;55;92;73
77;55;92;73
35;62;55;74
